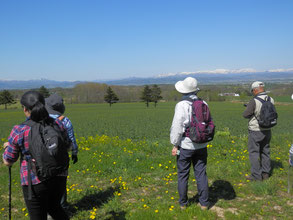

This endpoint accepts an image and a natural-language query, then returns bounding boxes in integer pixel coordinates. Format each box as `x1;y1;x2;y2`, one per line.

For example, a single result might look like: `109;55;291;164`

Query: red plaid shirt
3;119;65;186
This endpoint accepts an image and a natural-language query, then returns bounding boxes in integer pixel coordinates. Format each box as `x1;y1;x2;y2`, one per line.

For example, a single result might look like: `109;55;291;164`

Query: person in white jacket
170;77;209;210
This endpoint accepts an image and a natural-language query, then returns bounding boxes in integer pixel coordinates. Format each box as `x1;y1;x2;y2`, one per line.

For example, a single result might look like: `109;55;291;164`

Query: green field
1;101;293;219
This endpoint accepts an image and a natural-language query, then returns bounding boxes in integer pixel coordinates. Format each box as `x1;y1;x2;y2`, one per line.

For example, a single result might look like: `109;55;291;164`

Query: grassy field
1;101;293;219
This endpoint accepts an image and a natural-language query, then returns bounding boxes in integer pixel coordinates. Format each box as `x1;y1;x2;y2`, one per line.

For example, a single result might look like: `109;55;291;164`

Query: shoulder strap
254;96;265;103
255;95;270;103
22;119;35;200
22;119;36;127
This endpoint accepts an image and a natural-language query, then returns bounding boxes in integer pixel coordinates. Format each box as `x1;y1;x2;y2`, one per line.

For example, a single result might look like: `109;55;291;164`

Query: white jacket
170;95;208;150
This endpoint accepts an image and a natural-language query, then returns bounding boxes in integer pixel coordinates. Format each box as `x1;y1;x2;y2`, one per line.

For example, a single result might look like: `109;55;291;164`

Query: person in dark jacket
46;93;79;209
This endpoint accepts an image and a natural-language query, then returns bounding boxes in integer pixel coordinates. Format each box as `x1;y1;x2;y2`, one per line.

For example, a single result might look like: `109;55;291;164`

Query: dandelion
155;210;159;213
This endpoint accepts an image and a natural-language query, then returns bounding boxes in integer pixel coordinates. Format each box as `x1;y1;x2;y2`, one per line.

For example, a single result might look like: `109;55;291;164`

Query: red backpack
184;98;215;143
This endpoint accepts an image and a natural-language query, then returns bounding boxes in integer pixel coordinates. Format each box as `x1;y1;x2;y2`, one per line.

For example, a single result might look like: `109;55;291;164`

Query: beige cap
251;81;264;92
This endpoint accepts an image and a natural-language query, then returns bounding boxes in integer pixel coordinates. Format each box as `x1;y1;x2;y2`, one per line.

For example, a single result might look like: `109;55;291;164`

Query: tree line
1;82;292;109
0;84;164;109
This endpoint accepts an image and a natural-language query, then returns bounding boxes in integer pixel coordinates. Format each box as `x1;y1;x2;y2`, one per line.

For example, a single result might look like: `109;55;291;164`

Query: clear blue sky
0;0;292;81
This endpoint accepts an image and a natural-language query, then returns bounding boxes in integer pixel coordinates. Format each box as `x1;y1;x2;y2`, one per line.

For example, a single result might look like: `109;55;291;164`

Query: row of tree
3;81;290;109
104;85;162;107
0;86;51;110
0;84;164;109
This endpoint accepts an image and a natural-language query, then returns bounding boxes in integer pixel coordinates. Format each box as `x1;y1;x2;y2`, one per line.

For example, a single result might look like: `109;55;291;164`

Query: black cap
45;94;65;115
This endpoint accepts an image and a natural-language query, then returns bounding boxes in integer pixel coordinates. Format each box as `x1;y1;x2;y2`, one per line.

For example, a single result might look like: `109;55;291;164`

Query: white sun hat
175;77;198;94
251;81;264;92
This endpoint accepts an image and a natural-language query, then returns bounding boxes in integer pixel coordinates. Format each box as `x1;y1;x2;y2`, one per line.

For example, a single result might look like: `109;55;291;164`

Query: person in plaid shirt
3;91;69;220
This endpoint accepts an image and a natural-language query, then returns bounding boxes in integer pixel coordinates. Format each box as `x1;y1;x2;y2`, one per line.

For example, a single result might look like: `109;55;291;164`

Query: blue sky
0;0;292;81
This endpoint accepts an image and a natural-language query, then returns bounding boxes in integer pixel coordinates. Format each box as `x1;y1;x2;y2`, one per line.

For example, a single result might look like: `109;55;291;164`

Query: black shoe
245;175;261;181
262;173;269;180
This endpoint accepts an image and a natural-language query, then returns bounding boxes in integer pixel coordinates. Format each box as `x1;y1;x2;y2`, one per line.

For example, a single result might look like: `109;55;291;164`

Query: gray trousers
177;147;209;207
248;130;271;180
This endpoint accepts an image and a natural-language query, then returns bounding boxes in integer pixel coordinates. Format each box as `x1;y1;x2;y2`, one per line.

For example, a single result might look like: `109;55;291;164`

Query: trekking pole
288;165;290;194
8;166;11;220
289;165;293;194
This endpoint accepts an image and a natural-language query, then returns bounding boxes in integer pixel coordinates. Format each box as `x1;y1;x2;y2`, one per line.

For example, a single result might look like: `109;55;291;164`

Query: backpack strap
255;95;270;103
21;119;37;200
253;96;271;123
183;98;202;135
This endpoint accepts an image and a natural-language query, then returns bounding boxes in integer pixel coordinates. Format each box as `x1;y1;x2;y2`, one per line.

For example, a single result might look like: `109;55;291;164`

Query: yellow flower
155;210;159;213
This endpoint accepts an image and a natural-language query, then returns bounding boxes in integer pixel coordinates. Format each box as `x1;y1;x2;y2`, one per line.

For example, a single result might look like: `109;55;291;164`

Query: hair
182;88;201;96
20;91;51;123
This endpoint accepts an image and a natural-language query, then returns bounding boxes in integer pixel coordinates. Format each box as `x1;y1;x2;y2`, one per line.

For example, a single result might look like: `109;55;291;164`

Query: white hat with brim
175;77;198;94
251;81;264;92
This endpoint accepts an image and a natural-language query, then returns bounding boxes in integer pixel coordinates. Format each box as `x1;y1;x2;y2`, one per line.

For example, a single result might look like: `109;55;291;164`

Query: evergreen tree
0;90;16;110
140;85;152;107
104;86;119;107
151;84;163;107
38;86;50;98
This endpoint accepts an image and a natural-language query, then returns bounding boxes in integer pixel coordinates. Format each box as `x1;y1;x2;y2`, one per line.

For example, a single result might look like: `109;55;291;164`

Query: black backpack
23;119;70;185
254;96;278;128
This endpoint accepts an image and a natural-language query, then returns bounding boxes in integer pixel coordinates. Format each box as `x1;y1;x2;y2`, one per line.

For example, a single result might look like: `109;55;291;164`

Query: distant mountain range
0;79;83;90
1;71;293;90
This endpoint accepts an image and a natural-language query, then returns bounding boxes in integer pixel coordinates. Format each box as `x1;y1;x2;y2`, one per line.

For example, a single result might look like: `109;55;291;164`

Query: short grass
0;101;293;219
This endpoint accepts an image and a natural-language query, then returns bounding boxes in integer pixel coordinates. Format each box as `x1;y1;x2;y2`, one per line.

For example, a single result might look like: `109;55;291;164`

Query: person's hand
172;146;178;156
72;154;78;164
3;142;9;149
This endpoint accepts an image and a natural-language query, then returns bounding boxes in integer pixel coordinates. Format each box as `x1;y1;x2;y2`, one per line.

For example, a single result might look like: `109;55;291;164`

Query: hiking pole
289;165;293;194
8;166;11;220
